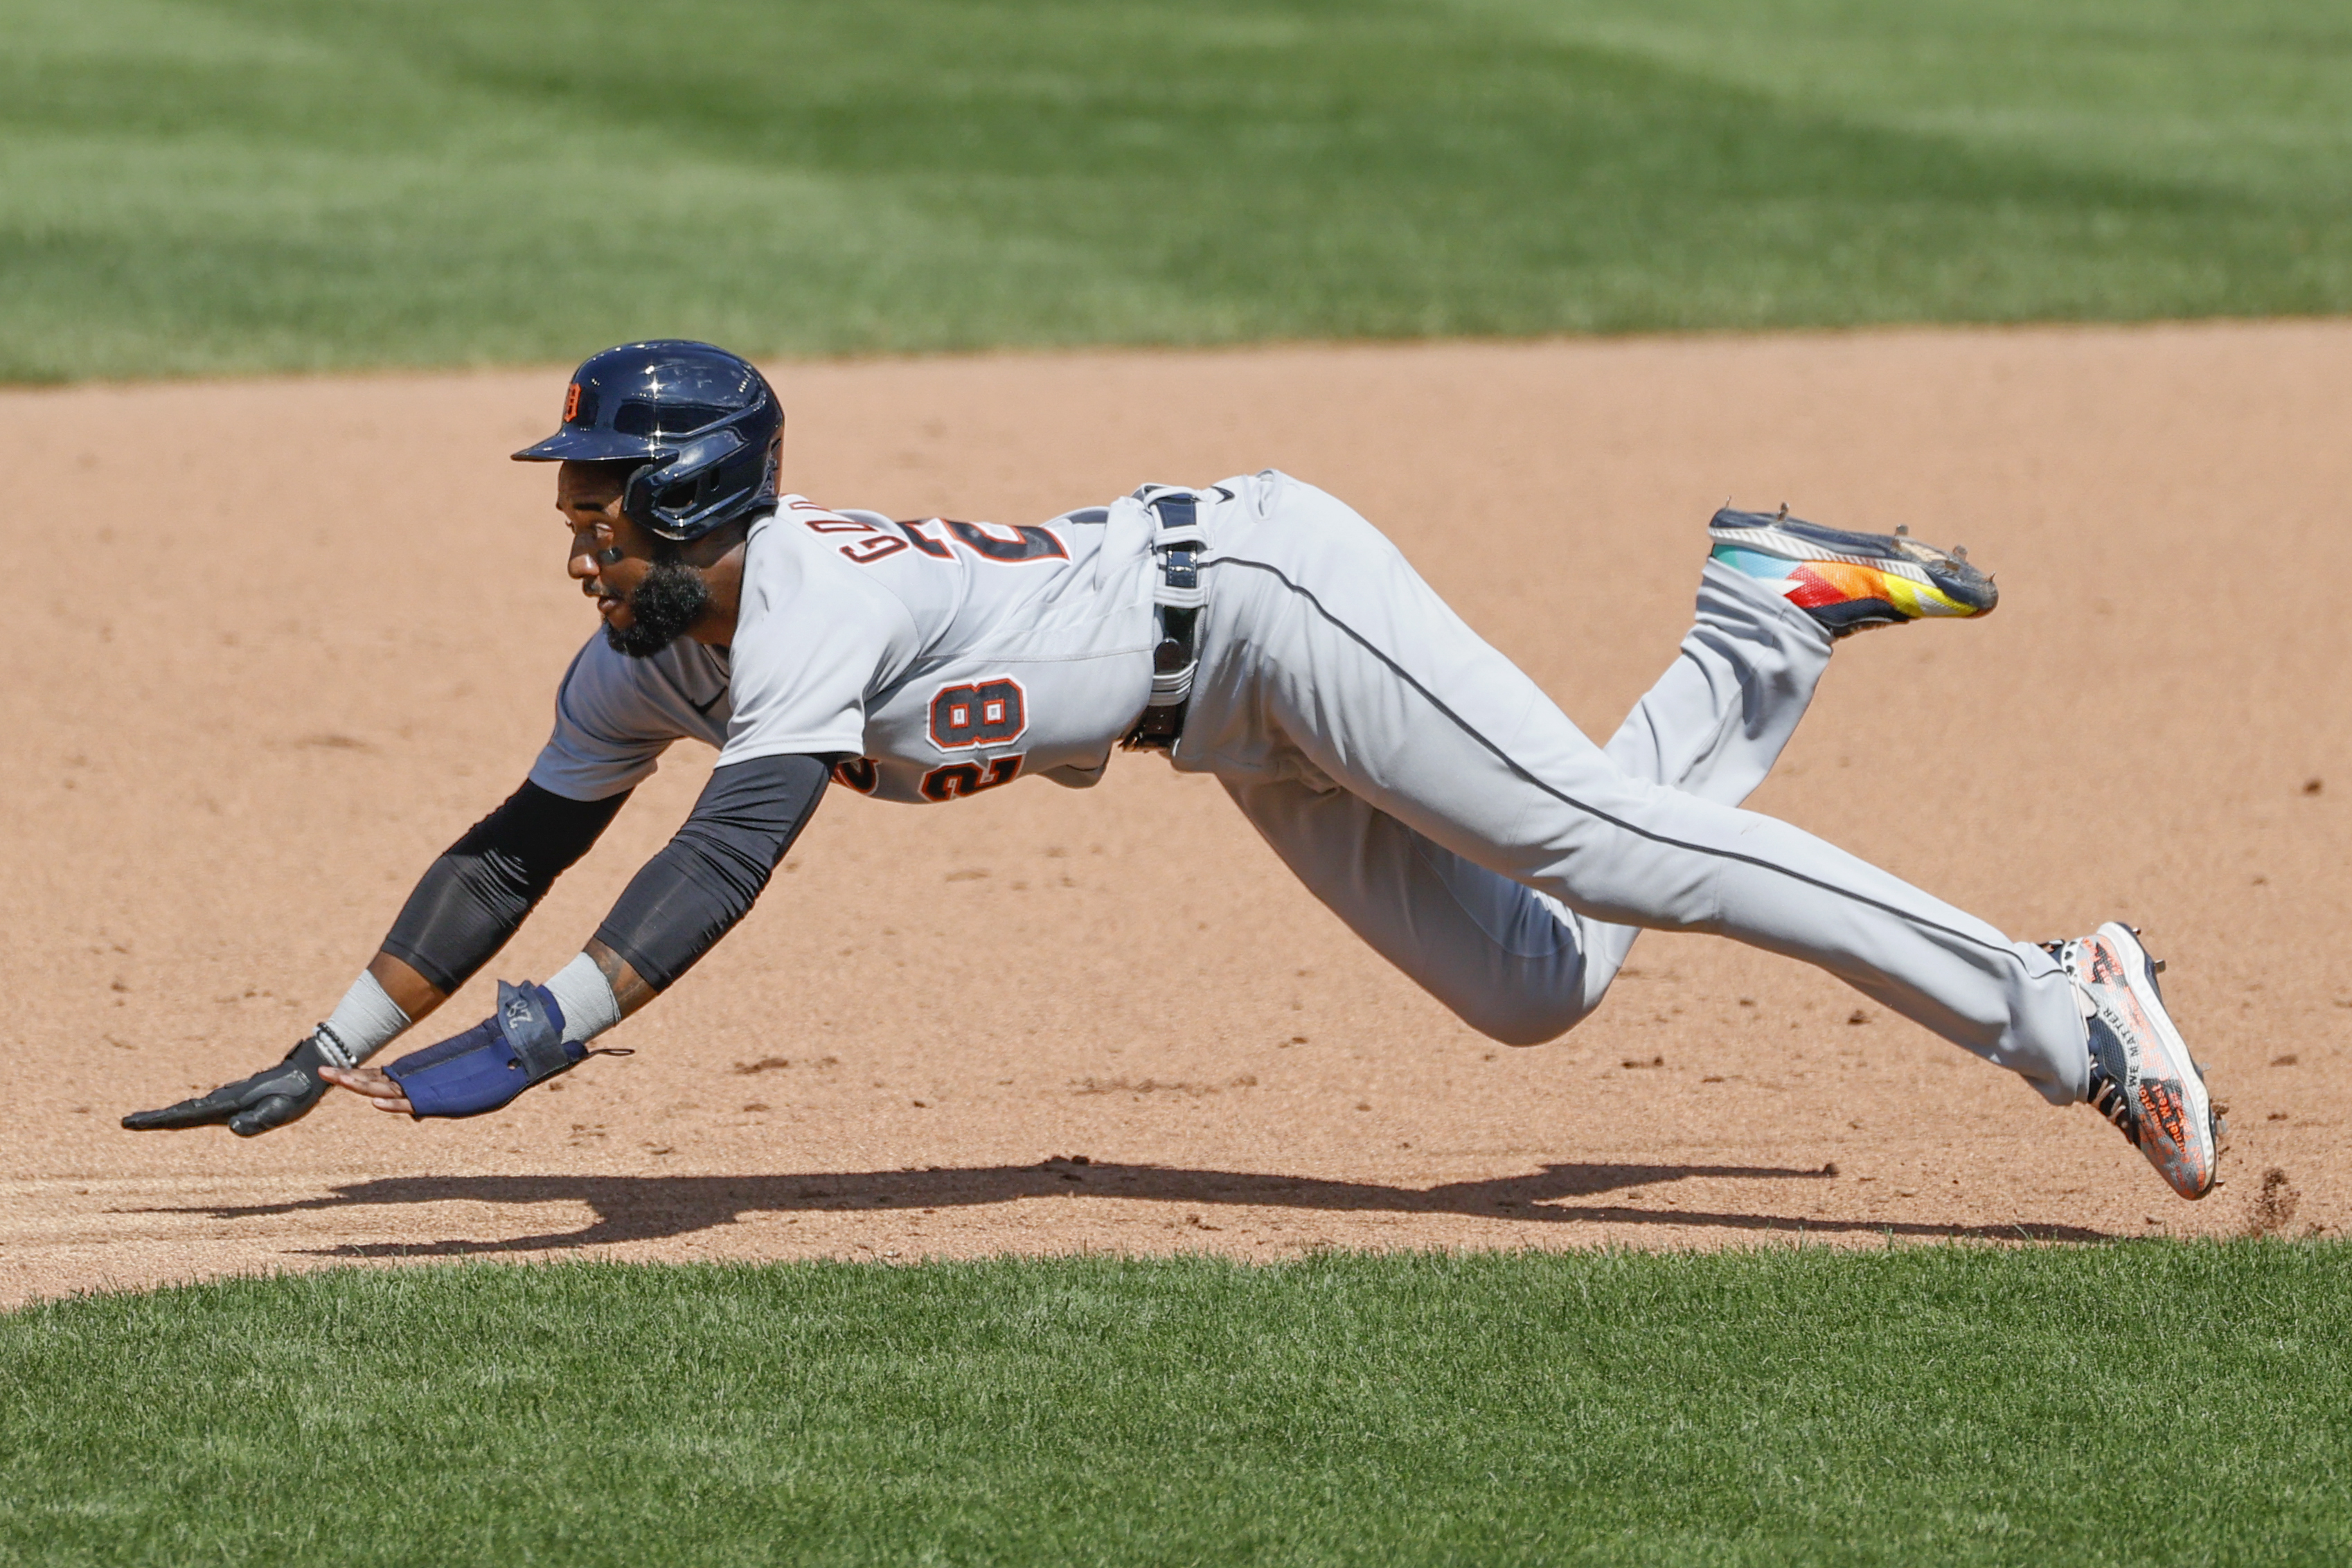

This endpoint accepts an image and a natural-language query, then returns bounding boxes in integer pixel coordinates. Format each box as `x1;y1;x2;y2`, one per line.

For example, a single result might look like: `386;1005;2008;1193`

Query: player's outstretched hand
121;1035;338;1137
319;1065;413;1116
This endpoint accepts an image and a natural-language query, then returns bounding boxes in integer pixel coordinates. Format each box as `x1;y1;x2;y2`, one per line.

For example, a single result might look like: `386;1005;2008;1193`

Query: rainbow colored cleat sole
1708;507;1997;639
2051;923;2225;1202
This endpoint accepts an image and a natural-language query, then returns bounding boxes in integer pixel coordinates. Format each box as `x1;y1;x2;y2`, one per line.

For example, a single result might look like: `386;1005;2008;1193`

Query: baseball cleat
2047;923;2224;1201
1708;506;1997;638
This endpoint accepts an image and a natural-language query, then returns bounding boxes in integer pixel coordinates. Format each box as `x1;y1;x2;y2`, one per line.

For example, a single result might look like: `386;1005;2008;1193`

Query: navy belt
1123;489;1211;751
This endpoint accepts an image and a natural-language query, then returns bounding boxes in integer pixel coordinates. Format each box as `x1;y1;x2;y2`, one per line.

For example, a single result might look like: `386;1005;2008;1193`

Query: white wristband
316;970;413;1067
545;952;622;1045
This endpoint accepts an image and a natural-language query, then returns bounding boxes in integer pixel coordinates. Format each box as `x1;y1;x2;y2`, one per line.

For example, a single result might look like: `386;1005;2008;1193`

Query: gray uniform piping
1213;556;2038;974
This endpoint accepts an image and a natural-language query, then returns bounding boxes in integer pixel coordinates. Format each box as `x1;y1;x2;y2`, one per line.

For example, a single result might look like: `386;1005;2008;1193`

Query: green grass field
3;1245;2348;1565
3;0;2349;379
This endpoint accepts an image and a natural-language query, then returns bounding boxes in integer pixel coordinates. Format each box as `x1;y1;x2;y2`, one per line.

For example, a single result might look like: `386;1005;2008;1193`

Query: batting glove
122;1034;339;1137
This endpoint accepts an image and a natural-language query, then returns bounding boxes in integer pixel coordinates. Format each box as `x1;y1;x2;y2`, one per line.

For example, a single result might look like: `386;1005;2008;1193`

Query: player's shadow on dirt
143;1159;2119;1252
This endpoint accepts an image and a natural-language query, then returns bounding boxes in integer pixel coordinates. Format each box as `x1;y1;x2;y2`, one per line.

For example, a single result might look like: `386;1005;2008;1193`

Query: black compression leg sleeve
381;781;630;993
594;754;829;991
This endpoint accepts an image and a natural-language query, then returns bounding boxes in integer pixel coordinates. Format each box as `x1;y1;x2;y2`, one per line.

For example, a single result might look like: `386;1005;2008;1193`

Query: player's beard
605;555;711;659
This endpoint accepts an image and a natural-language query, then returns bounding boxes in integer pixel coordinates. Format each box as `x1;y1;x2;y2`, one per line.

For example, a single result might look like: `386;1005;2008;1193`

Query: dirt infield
2;322;2346;1305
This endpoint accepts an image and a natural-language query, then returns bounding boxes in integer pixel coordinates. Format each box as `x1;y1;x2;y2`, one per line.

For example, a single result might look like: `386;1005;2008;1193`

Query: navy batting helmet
513;340;783;542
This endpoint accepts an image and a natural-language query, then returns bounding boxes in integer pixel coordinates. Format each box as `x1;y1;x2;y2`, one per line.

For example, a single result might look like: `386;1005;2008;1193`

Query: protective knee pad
384;981;585;1118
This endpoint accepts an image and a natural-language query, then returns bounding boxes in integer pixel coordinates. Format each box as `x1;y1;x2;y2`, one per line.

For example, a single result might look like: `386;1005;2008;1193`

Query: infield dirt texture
0;320;2345;1301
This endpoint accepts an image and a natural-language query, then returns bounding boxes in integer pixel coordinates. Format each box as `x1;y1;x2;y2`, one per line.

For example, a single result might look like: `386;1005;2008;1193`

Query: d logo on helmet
562;383;582;422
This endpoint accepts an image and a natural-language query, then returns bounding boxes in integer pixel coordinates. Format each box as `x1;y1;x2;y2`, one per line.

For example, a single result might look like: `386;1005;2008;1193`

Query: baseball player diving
125;340;2225;1200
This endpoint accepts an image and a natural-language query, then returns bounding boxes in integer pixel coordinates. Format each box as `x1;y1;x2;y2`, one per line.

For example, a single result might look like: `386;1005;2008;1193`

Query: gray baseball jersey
529;494;1162;805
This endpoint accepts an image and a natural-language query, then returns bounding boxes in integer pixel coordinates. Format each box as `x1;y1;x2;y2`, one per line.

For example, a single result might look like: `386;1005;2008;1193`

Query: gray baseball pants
1171;472;2087;1105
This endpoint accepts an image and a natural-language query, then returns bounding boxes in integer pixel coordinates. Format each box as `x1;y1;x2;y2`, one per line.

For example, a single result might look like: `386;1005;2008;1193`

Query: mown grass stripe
2;1245;2346;1565
1;0;2349;380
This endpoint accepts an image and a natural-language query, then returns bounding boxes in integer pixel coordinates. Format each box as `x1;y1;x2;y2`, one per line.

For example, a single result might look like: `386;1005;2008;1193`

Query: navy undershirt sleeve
594;754;830;992
380;781;630;994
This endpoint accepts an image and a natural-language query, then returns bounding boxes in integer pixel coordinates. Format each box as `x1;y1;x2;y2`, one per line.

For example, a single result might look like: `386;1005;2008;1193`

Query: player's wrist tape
383;980;585;1119
544;952;621;1044
313;970;413;1068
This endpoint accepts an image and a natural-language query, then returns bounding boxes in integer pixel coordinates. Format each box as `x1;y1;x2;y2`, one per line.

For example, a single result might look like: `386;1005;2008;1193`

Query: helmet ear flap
619;420;763;540
620;459;669;535
623;459;730;541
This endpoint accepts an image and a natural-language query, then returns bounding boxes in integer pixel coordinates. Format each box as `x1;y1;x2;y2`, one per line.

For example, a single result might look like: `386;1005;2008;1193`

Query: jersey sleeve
717;531;916;766
528;635;690;801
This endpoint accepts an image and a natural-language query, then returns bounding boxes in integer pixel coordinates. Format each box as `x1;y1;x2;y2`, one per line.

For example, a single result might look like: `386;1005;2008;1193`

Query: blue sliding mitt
384;980;585;1119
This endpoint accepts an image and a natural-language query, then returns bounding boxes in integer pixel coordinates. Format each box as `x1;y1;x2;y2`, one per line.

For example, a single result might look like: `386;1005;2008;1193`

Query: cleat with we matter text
1709;506;1998;639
